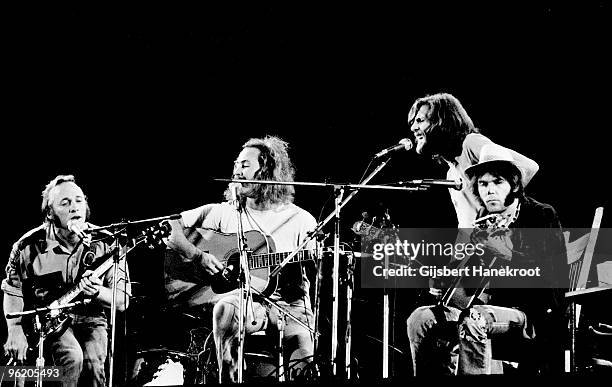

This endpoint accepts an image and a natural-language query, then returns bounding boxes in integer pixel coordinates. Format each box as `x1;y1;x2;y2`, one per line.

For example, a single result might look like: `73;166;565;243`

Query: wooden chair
564;207;604;372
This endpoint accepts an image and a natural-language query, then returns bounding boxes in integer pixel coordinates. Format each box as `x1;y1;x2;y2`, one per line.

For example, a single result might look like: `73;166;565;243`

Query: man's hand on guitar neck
197;250;224;275
78;270;103;299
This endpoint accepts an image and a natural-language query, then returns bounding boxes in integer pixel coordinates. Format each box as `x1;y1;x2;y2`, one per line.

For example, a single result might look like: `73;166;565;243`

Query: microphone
420;179;463;191
67;219;92;247
374;138;413;158
230;183;239;201
229;183;241;209
396;179;463;190
67;219;87;239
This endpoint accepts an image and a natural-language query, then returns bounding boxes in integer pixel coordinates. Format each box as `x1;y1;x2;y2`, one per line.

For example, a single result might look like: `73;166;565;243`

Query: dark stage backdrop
1;2;610;379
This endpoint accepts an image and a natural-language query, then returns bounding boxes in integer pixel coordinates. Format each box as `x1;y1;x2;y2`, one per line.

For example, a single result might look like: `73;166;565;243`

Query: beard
415;139;427;155
224;181;261;203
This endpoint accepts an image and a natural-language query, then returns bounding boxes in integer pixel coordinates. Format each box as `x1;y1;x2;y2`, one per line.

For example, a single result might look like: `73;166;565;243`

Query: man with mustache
167;136;317;383
406;144;568;375
2;175;131;386
408;92;539;228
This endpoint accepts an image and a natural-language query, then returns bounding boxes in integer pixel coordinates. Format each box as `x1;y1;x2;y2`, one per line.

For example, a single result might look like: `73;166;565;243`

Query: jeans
47;315;108;387
213;290;314;383
407;304;534;375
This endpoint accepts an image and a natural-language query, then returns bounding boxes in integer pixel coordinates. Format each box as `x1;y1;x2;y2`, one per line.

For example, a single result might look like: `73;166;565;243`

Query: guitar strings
242;205;313;338
243;206;272;258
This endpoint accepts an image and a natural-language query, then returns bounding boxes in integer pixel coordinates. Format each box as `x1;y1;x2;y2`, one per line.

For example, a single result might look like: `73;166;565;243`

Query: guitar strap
73;241;93;283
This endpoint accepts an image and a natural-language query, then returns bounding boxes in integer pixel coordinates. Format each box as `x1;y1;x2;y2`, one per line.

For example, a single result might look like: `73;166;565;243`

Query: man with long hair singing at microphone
167;136;317;383
2;175;131;386
407;92;539;227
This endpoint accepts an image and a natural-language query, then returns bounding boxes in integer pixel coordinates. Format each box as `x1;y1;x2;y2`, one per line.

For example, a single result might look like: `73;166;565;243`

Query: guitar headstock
351;220;381;237
140;221;171;249
351;206;396;238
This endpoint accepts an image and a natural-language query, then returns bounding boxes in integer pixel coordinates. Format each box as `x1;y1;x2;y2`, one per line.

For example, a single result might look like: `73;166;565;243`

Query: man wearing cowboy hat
407;144;568;375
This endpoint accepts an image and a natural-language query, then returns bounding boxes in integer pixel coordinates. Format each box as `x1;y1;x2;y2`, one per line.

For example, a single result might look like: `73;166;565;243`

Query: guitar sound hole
222;265;236;282
212;254;241;294
224;254;241;281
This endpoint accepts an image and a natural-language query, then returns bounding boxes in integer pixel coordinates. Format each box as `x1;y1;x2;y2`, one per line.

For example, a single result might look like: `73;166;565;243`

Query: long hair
225;136;295;205
469;162;525;209
407;93;478;161
41;174;90;223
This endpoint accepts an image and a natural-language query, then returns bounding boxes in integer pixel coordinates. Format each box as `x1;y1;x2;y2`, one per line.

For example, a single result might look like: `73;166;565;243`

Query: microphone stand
5;300;93;319
85;214;175;387
331;185;344;377
278;160;394;378
86;214;182;234
108;229;129;387
7;300;92;387
381;224;401;379
344;248;355;379
249;287;319;379
233;194;252;384
312;234;328;374
218;162;419;378
214;175;458;379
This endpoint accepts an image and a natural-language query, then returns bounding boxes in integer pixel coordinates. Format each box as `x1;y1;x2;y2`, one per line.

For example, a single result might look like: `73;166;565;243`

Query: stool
198;330;283;383
245;330;279;380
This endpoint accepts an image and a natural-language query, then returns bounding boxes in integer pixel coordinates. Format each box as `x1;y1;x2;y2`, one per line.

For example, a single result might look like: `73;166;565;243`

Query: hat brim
465;160;523;180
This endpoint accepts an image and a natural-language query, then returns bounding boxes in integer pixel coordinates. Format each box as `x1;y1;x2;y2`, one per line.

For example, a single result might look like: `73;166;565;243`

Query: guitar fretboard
249;250;312;269
54;247;119;306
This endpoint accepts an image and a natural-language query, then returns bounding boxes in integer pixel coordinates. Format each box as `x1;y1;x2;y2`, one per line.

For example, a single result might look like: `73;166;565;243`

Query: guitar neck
54;242;138;306
249;250;312;270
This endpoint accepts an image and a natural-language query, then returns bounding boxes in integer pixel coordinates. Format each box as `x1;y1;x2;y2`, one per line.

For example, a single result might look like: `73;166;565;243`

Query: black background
2;2;610;380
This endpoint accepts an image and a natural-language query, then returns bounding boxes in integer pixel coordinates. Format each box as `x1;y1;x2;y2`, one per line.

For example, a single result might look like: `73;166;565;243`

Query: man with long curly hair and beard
167;136;317;383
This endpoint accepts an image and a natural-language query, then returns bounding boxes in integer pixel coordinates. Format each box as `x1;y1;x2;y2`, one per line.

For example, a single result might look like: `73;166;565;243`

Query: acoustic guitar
165;228;316;297
438;208;520;310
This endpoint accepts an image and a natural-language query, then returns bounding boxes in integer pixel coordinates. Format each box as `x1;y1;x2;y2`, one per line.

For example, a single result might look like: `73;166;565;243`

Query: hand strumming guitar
197;250;224;275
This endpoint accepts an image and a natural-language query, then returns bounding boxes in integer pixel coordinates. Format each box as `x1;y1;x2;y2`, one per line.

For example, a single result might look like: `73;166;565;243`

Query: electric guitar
27;222;170;342
165;228;316;297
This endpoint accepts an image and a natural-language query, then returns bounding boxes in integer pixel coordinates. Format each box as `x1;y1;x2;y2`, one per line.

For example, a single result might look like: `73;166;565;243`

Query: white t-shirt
182;202;317;254
166;201;317;307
